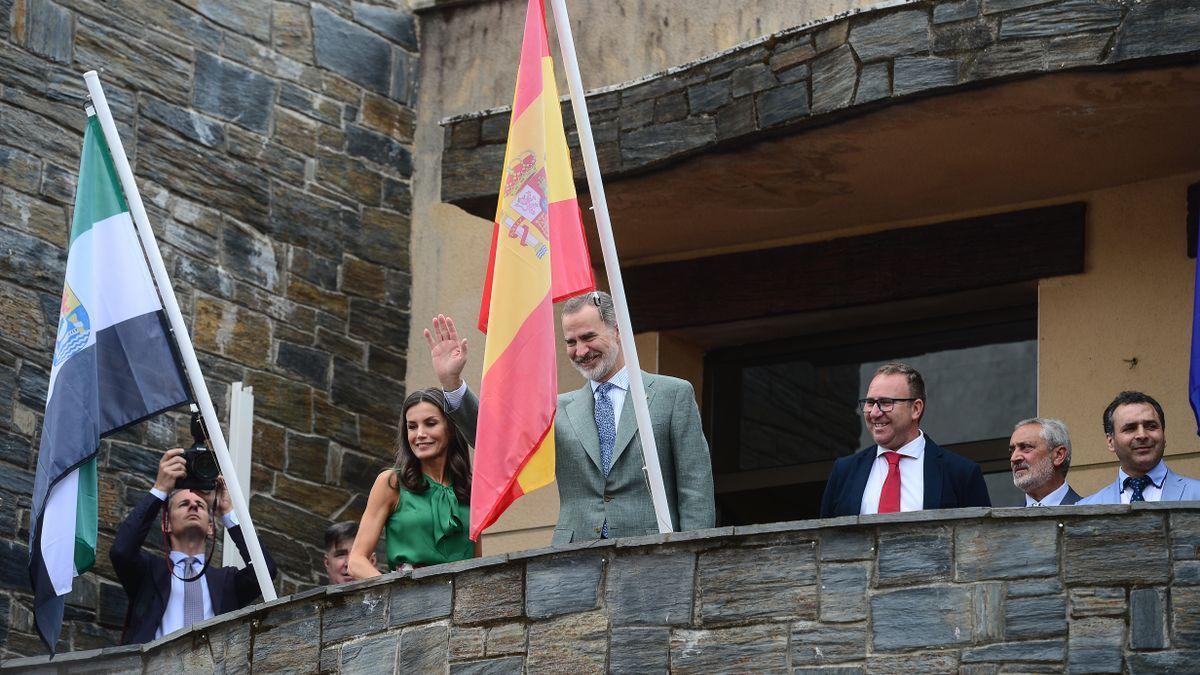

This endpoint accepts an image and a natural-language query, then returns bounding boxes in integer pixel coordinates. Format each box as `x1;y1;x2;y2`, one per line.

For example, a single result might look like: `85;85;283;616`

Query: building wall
0;0;418;657
5;506;1198;673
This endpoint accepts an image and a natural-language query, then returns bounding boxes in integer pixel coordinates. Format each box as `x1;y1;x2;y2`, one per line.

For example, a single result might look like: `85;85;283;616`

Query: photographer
109;447;277;644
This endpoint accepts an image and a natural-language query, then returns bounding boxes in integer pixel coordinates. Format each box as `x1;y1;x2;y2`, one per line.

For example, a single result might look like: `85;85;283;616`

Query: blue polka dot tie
1124;475;1153;502
595;382;616;538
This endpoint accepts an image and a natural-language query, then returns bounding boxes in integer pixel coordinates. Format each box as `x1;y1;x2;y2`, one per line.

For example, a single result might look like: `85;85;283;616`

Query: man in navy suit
1078;391;1200;504
1010;417;1082;506
820;363;991;517
110;447;276;645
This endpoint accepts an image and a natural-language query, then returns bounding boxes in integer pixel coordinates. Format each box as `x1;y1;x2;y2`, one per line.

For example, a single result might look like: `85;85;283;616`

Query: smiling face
1009;423;1064;495
863;372;924;451
406;401;451;463
1107;402;1166;477
167;489;213;543
562;305;623;382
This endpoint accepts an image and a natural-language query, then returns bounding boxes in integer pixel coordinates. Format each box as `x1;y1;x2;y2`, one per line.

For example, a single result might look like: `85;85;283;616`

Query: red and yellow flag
471;0;594;540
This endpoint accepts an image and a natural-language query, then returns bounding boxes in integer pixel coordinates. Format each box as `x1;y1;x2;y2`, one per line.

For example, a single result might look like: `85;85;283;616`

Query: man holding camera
109;447;277;644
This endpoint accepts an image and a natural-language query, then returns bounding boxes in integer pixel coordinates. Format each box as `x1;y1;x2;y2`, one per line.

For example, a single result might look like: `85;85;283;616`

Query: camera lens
192;450;219;481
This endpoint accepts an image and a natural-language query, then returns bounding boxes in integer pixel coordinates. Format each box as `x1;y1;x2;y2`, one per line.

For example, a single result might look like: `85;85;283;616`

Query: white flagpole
82;71;277;602
547;0;673;534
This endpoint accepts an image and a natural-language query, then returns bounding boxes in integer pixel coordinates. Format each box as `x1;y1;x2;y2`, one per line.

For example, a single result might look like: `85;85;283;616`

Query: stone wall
3;505;1199;673
0;0;417;656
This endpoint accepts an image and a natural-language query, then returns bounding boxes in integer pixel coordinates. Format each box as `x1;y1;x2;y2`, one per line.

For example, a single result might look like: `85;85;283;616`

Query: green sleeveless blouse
385;473;473;569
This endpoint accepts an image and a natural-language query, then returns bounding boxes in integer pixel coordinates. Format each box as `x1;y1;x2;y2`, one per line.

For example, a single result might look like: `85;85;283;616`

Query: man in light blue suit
1078;391;1200;504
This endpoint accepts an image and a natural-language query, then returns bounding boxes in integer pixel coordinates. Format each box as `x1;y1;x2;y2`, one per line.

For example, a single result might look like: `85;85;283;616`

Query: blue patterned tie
1124;475;1153;502
595;382;616;538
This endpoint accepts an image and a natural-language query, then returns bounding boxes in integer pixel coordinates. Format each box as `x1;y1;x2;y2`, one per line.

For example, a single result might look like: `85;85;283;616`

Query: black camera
176;408;219;492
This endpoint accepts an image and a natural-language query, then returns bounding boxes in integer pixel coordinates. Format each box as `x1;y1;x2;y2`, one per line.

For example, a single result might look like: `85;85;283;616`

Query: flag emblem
53;284;90;368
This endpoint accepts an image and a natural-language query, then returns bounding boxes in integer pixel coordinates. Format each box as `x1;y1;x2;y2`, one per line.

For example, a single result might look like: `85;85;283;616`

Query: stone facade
4;505;1200;672
440;0;1200;212
0;0;417;656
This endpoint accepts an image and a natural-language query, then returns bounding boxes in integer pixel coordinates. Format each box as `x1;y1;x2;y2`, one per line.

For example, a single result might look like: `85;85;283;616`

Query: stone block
849;9;930;62
252;612;321;674
286;432;331;483
871;585;972;651
450;656;525;675
1171;512;1200;559
893;56;960;96
0;145;41;195
193;53;275;134
866;651;959;674
653;91;688;124
961;639;1064;663
525;611;607;673
525;553;604;619
1172;586;1200;645
933;18;994;53
1000;0;1122;39
273;472;349;518
935;0;981;23
975;582;1004;642
331;356;401;421
312;4;391;94
877;527;953;586
966;38;1045;80
820;528;874;561
620;117;715;169
715;96;756;140
1070;587;1126;618
1064;514;1168;586
25;0;72;64
956;520;1059;581
670;624;788;673
353;2;417;51
755;81;809;129
276;341;331;389
983;0;1054;13
609;627;669;673
1129;587;1167;650
1069;616;1124;673
279;82;343;126
697;543;817;624
339;629;399;673
1008;578;1063;597
1127;650;1200;675
1046;32;1108;69
317;149;384;206
820;562;869;622
1176;560;1200;585
607;550;694;626
362;93;416;144
1110;0;1200;62
346;125;413;176
810;44;856;114
390;579;452;626
75;19;192;105
449;626;485;661
853;62;889;104
485;622;525;656
790;621;865;666
1005;593;1066;640
454;565;522;625
730;63;777;98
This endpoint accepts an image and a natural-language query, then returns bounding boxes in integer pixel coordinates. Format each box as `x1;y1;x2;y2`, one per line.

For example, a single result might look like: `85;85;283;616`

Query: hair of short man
561;291;617;330
1102;390;1165;436
873;362;926;401
1013;417;1072;474
324;521;359;551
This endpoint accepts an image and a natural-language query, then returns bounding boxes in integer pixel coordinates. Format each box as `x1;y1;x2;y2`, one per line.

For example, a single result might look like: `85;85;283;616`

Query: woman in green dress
349;388;475;578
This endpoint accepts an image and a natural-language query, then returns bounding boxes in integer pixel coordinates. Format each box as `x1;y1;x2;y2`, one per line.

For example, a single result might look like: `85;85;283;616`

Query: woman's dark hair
391;388;472;503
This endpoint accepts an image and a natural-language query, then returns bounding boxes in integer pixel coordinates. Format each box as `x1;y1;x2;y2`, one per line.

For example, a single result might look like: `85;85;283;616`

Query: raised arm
349;470;399;579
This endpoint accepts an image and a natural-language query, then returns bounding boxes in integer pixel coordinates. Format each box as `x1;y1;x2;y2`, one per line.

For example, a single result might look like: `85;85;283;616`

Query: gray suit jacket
451;372;716;544
1077;463;1200;504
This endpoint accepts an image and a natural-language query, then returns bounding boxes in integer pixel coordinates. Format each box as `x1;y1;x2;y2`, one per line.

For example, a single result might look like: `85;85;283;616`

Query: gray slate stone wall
0;0;417;657
440;0;1200;212
4;505;1199;672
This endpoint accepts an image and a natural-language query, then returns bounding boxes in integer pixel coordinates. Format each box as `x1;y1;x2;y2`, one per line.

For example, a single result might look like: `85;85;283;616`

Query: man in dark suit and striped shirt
1009;417;1081;506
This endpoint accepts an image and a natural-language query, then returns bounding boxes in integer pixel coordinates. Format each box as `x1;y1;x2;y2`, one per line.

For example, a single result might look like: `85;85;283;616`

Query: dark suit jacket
820;436;991;518
1060;486;1083;505
110;491;277;645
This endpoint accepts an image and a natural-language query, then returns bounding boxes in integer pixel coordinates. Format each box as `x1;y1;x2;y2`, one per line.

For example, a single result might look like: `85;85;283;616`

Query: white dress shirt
860;432;926;515
148;488;238;638
1117;459;1167;504
1025;481;1072;507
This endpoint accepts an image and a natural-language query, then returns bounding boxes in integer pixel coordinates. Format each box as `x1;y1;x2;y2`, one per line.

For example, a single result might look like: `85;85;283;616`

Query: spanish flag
471;0;594;540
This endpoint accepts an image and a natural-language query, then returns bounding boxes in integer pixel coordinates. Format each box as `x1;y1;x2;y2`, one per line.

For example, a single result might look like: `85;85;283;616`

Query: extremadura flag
29;109;190;653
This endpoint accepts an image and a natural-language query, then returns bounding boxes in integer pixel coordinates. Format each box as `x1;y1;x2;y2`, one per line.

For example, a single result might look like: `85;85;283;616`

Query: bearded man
428;291;716;543
1009;417;1081;506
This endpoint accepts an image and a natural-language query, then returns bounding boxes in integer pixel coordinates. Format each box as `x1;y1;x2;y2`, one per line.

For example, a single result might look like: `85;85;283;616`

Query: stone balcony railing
3;504;1199;673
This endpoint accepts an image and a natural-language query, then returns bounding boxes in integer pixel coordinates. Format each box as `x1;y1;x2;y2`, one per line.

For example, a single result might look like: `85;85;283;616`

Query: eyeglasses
858;398;918;412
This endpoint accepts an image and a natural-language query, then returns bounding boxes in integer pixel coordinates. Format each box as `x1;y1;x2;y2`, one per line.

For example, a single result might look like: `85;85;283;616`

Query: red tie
879;451;903;513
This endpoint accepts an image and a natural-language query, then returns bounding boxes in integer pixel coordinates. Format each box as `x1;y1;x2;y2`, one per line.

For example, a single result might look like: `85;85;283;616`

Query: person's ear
1106;433;1116;455
1052;445;1068;469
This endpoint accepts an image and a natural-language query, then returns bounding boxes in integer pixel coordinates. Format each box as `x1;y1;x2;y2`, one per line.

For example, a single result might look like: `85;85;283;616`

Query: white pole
223;383;254;568
83;71;277;601
547;0;673;534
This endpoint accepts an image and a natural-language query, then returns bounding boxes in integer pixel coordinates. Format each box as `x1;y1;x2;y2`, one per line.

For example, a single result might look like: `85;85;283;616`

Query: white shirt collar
1025;480;1071;507
590;366;629;393
1118;458;1168;491
168;551;206;566
875;430;926;459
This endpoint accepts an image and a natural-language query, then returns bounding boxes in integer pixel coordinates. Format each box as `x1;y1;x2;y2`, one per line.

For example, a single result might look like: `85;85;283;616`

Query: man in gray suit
1009;417;1081;506
1078;391;1200;504
426;292;716;544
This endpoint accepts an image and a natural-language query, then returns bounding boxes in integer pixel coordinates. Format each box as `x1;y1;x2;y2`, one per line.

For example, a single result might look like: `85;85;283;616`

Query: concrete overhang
439;0;1200;264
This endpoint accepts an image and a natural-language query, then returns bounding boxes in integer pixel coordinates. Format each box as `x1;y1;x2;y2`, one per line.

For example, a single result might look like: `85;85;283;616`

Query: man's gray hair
562;291;617;330
1014;417;1072;473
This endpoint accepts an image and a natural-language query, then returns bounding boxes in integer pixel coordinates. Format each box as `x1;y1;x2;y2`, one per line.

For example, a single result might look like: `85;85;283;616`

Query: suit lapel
206;567;221;613
611;373;654;468
1161;468;1184;501
923;439;944;509
563;383;603;472
846;448;877;512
